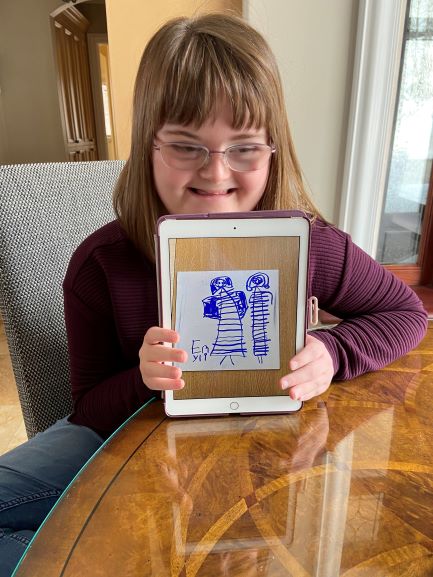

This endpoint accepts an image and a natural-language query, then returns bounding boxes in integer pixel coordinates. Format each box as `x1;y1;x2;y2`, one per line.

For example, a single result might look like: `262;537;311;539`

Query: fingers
140;327;188;391
284;376;330;402
143;327;180;346
280;334;334;401
146;377;186;391
145;344;186;364
288;334;325;371
145;362;183;380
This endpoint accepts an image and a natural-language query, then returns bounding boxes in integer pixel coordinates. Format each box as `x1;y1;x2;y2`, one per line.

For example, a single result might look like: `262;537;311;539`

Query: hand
139;327;187;390
279;334;334;401
290;406;329;470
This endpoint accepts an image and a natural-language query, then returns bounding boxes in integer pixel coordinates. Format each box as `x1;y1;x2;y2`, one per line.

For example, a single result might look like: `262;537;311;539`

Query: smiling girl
0;13;427;576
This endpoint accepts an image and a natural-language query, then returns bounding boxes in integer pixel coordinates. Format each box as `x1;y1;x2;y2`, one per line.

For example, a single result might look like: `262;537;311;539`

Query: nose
198;151;231;181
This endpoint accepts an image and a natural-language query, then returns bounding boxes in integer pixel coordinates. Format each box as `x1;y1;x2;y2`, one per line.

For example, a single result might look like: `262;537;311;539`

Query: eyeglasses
153;142;276;172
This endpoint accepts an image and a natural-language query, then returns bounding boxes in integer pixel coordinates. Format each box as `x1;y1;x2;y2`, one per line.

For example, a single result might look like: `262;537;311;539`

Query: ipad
156;211;310;417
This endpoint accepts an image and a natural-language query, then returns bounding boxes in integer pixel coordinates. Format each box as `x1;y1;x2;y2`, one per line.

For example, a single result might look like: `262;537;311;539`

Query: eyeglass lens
158;144;273;172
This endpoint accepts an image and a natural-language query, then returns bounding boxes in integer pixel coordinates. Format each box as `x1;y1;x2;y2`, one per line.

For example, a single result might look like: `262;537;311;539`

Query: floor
0;317;27;455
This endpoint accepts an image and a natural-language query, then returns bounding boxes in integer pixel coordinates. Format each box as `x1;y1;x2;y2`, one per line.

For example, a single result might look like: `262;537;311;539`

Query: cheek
152;155;186;193
240;168;269;193
152;154;170;187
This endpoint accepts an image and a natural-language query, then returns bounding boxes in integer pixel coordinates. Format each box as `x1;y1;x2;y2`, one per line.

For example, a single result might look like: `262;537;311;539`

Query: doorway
50;0;115;161
88;34;117;160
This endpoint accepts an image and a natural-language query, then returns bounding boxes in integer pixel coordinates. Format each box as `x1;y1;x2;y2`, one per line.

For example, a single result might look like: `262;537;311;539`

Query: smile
189;187;236;196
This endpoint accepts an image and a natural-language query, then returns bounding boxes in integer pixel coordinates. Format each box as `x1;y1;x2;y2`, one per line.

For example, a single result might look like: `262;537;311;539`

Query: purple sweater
63;219;427;436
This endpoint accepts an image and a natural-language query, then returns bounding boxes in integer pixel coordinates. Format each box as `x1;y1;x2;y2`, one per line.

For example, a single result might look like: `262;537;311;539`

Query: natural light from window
377;0;433;264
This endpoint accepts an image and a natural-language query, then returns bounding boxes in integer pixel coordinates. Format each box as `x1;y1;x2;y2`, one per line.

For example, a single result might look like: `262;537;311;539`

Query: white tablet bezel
158;215;309;417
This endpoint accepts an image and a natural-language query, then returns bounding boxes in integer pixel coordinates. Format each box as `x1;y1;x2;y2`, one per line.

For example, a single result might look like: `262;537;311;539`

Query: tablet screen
169;236;300;400
158;214;309;416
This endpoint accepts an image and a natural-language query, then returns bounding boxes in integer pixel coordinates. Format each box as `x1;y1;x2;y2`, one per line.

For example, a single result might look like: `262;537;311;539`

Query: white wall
0;0;358;189
245;0;359;221
0;0;66;165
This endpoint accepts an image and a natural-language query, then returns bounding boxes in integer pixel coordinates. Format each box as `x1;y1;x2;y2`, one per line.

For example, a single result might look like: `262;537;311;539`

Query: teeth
190;188;233;195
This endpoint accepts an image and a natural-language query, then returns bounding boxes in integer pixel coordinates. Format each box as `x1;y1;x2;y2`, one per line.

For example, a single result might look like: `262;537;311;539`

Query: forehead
160;98;267;133
158;102;268;141
158;124;268;140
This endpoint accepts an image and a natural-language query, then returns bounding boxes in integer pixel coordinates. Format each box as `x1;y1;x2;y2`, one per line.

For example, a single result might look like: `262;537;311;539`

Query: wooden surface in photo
15;322;433;577
170;236;300;399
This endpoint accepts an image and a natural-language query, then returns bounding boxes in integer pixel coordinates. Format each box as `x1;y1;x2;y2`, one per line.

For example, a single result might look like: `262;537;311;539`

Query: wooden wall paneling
83;35;95;146
71;32;85;142
419;165;433;286
66;30;81;143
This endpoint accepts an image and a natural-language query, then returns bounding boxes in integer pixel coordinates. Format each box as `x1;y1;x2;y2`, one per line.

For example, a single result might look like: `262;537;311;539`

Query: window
340;0;433;297
377;0;433;286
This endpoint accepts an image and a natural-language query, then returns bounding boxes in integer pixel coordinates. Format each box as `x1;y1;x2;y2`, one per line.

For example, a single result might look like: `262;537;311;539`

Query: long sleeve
63;221;159;436
63;218;428;436
309;220;428;380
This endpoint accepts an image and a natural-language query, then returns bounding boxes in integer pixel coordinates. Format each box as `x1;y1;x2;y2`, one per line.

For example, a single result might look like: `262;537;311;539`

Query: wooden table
15;323;433;576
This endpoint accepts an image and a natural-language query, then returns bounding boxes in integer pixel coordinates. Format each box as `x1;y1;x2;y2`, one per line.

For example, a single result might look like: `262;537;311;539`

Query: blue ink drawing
246;272;274;364
202;276;248;366
175;269;280;372
191;340;210;363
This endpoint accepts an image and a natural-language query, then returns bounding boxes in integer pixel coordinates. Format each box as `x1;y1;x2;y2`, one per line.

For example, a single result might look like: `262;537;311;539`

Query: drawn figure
202;276;248;366
246;272;274;364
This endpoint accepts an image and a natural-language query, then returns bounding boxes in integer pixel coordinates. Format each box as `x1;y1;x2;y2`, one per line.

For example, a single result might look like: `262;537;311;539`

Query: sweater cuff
131;365;160;403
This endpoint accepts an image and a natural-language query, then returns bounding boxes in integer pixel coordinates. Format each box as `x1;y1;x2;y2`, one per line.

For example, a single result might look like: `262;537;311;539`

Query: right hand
139;327;187;390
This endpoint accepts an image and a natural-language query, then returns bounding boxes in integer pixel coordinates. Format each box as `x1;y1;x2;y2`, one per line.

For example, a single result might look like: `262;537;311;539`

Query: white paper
175;270;280;371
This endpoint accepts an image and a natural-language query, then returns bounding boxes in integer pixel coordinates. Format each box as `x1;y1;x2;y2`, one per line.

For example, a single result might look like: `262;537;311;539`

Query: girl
0;12;427;576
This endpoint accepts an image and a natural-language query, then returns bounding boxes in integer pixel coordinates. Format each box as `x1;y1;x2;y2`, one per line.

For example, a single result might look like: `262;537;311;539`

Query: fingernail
291;361;298;370
281;379;289;390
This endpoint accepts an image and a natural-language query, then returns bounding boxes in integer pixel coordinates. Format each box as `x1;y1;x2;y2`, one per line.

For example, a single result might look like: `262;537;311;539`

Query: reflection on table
15;322;433;576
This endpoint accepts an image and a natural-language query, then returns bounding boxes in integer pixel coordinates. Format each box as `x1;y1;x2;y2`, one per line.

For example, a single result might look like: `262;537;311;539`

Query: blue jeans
0;417;103;577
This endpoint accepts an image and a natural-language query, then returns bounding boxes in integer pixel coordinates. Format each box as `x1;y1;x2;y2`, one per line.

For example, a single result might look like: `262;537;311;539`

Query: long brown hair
113;13;320;261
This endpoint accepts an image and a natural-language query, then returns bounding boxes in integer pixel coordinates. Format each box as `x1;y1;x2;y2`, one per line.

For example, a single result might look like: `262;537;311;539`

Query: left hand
279;334;334;401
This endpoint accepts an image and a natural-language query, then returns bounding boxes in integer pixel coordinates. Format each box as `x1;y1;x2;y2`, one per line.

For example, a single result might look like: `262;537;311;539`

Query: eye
230;144;262;157
169;143;203;157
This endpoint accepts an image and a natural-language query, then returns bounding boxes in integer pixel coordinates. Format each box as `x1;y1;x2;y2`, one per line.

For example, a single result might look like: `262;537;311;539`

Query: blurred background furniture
0;160;124;438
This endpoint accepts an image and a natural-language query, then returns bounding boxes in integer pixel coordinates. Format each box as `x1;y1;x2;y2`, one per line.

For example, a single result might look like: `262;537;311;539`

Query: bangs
159;33;271;130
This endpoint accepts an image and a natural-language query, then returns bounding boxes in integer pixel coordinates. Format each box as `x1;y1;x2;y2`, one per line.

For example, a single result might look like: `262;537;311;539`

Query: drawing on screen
246;272;274;364
175;270;280;372
191;340;210;362
202;276;248;366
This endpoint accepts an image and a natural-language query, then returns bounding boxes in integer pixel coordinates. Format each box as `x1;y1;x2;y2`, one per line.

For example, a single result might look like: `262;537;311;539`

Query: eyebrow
160;129;265;140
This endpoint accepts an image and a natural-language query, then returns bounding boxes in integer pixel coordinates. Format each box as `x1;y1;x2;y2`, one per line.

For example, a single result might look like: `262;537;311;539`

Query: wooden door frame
386;163;433;288
87;33;109;160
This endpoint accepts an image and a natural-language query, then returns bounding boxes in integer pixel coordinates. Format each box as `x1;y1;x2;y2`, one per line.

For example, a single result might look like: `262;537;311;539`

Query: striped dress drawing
246;273;273;364
203;276;247;366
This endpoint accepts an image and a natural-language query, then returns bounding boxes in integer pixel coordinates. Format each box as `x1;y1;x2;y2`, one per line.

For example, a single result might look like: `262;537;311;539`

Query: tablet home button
230;401;239;410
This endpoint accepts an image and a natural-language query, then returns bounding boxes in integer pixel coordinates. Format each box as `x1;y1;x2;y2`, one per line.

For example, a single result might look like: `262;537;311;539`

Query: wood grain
15;322;433;577
170;236;300;399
